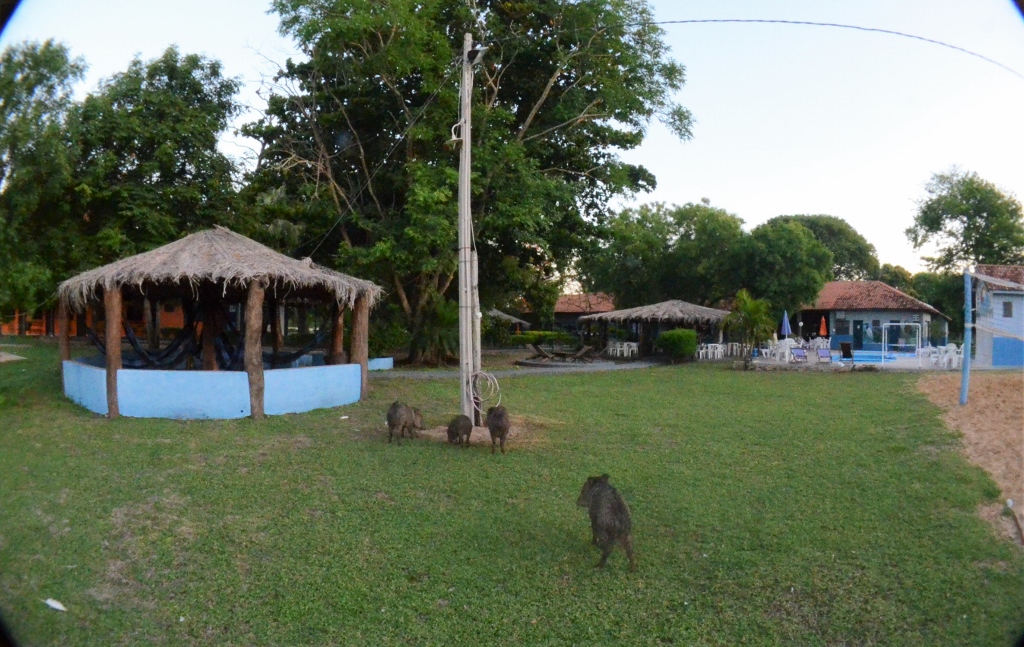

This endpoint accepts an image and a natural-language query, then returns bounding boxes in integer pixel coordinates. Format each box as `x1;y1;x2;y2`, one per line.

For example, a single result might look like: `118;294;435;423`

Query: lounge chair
839;342;854;364
790;348;808;363
816;348;832;363
570;345;595;363
526;343;554;361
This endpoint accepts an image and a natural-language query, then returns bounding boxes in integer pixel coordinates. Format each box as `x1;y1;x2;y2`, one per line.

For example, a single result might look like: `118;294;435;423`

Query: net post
959;269;972;406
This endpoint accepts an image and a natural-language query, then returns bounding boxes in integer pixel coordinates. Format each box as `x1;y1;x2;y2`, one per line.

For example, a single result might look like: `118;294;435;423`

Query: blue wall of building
63;360;107;415
118;369;251;419
993;337;1024;367
63;360;363;419
264;364;361;415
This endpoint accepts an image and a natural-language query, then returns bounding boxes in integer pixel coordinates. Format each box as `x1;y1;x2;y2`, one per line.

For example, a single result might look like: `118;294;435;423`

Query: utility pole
457;33;485;422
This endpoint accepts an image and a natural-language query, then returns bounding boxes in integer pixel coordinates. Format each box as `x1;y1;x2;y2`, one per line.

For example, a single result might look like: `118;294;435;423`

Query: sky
2;0;1023;273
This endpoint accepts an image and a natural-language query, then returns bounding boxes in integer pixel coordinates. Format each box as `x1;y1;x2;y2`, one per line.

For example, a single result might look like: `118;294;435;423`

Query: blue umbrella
781;310;792;338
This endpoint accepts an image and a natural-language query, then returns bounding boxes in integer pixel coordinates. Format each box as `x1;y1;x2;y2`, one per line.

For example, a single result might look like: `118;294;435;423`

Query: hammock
264;314;334;368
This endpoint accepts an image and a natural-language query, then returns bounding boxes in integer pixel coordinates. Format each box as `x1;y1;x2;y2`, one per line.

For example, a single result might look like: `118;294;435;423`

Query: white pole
457;33;474;419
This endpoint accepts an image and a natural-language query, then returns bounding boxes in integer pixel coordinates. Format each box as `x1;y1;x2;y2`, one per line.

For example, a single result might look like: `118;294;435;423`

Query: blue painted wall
264;364;361;415
63;360;107;415
993;337;1024;367
368;357;394;371
118;369;251;419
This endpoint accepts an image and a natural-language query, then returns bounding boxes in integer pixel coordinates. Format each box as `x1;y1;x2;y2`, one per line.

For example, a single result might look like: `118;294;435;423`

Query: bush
657;328;698;362
508;330;575;347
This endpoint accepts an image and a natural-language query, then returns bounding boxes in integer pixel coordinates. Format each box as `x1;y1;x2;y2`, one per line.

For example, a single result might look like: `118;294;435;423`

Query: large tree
907;168;1024;271
0;41;84;316
72;46;245;264
247;0;692;360
768;214;879;280
736;220;833;317
579;201;744;308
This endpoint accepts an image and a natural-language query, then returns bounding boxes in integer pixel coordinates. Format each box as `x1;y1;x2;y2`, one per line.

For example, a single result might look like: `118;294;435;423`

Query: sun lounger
816;348;832;363
790;348;808;363
570;345;595;363
839;342;854;364
526;343;554;361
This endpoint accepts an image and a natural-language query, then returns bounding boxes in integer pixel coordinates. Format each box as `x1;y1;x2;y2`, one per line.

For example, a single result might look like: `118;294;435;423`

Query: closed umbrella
819;316;828;337
780;310;792;338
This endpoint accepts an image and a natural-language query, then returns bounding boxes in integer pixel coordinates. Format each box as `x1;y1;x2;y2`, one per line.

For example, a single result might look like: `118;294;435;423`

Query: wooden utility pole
457;32;485;421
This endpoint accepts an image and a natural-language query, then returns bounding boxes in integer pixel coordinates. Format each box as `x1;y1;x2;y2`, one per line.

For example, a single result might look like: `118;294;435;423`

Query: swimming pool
850;351;916;363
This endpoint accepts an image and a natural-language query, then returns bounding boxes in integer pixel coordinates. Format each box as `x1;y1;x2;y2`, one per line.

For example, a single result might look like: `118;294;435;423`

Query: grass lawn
2;339;1023;645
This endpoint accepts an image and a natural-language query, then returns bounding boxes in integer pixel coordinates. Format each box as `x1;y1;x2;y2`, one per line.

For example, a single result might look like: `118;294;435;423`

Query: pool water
851;351;916;363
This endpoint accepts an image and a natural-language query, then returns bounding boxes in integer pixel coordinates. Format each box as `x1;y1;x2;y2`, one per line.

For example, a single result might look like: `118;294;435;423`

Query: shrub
657;328;697;362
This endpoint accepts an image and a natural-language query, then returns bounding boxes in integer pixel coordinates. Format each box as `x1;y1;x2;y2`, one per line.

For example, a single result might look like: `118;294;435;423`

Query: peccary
576;474;636;571
447;414;473;447
386;401;423;445
485;405;510;454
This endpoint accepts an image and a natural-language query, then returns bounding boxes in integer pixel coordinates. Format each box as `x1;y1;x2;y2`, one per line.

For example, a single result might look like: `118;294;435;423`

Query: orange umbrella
819;316;828;336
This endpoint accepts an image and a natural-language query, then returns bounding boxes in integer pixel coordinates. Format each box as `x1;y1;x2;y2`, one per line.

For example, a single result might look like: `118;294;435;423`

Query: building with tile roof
801;281;949;351
974;265;1024;367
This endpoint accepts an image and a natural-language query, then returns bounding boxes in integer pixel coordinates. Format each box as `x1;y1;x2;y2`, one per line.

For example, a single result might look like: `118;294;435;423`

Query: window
871;319;880;329
164;303;176;313
1004;301;1014;318
834;319;850;335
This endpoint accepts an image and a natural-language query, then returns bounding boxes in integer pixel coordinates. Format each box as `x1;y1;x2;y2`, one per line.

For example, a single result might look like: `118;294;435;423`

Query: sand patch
917;372;1024;543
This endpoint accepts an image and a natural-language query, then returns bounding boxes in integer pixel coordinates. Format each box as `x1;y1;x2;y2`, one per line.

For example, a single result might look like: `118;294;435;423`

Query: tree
873;263;917;297
724;289;775;359
0;41;85;315
907;168;1024;271
579;201;744;308
72;46;244;264
911;271;963;340
768;214;879;280
247;0;692;361
737;220;832;317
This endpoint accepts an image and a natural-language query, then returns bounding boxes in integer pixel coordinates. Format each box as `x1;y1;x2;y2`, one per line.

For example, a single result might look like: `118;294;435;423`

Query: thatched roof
57;227;382;311
486;308;531;328
579;299;730;325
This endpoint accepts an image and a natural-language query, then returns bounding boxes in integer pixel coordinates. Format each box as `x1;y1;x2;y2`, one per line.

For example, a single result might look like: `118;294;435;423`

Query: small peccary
576;474;636;571
386;401;423;445
485;405;510;454
447;414;473;447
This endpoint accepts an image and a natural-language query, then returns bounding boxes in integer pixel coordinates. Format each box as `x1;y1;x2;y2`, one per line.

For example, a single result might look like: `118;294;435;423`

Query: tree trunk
350;293;369;397
271;301;283;354
58;300;70;371
327;306;346;365
245;282;265;419
104;288;122;419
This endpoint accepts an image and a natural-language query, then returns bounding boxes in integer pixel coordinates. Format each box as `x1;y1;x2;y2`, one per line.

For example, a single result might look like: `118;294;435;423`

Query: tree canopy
736;220;833;317
768;214;879;280
246;0;692;359
907;168;1024;271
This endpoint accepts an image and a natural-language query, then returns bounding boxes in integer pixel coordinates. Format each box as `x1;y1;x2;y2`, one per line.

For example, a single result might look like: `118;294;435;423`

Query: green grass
1;338;1023;645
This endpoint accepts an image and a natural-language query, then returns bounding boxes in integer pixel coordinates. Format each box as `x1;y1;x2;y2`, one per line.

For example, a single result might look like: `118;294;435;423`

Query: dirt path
918;371;1024;541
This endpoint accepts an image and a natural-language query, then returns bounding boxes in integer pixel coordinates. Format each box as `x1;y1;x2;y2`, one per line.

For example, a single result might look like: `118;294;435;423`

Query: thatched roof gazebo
56;227;382;419
579;299;731;354
578;300;730;326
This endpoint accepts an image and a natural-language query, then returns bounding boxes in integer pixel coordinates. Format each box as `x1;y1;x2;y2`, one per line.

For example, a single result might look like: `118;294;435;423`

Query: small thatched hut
56;227;382;419
579;299;730;353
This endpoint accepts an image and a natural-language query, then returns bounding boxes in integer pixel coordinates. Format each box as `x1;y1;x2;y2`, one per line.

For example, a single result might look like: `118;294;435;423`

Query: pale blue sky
3;0;1023;272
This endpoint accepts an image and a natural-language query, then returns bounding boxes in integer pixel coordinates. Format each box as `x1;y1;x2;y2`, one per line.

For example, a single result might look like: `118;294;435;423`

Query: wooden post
145;298;160;350
327;305;346;365
271;300;283;354
350;293;369;397
57;300;70;365
104;288;122;419
245;281;265;419
201;304;220;371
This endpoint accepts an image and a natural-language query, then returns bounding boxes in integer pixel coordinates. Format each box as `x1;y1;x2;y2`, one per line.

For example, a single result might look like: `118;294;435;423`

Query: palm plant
724;289;776;359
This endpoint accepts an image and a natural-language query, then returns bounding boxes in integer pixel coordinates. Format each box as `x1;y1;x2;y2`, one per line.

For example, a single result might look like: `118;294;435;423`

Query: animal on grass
386;401;423;445
576;474;636;571
447;414;473;447
485;405;510;454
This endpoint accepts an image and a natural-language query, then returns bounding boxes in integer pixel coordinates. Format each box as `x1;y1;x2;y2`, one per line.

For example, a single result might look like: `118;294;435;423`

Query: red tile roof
976;265;1024;291
809;281;943;316
554;293;615;314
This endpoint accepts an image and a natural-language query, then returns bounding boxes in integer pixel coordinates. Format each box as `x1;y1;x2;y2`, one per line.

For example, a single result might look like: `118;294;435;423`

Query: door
853;320;864;350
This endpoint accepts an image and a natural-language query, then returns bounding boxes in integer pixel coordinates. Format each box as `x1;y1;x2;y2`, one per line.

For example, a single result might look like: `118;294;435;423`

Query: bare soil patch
918;371;1024;542
417;414;558;449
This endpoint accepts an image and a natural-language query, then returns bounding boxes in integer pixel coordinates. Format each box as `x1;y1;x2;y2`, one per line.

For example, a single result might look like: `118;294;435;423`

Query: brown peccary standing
447;414;473;447
485;405;510;454
576;474;636;571
386;401;423;445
